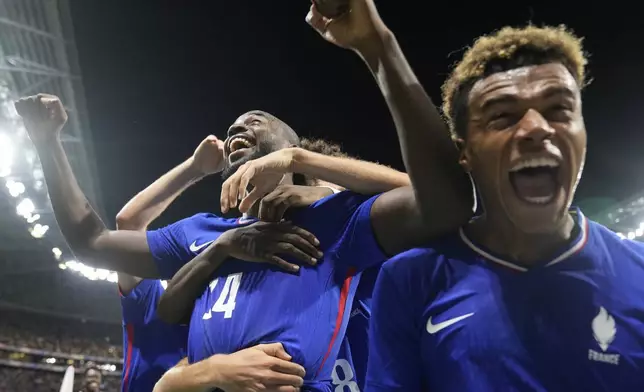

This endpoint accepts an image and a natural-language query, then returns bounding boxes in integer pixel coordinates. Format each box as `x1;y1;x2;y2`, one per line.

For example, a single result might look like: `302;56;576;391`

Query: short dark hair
442;25;588;140
83;361;100;375
293;138;349;186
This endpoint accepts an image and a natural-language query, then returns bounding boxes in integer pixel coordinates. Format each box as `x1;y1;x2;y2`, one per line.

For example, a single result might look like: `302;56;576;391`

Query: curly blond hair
442;25;588;138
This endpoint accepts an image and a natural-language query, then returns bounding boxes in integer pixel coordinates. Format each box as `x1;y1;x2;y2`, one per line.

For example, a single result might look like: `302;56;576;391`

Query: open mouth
508;157;561;205
227;134;256;163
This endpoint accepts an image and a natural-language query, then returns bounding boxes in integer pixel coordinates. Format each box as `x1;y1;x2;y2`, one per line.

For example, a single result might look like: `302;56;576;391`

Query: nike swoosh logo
189;240;214;253
426;312;474;334
237;217;255;224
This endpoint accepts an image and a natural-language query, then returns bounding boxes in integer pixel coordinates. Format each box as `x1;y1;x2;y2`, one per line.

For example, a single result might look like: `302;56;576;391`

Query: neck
465;212;577;266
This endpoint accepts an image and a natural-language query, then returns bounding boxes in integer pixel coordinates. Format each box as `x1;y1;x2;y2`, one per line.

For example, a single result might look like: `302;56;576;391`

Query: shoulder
587;219;644;261
308;190;378;211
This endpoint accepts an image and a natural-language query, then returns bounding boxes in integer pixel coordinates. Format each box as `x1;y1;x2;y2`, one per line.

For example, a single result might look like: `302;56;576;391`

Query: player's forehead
233;110;269;125
468;63;579;113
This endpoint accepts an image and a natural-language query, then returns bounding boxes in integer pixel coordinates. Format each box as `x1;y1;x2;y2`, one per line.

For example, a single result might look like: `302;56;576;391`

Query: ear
289;143;298;148
454;137;472;173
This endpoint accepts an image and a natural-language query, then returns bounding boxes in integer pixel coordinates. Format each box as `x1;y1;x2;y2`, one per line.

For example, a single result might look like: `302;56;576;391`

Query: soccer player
366;25;644;391
15;1;473;388
155;139;388;392
117;136;350;391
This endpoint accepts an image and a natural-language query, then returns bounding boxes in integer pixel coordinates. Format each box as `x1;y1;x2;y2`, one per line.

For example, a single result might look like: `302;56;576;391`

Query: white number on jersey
332;359;360;392
202;272;243;320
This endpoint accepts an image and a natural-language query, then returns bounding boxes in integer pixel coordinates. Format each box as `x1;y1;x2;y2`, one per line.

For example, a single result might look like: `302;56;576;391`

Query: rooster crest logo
592;307;616;352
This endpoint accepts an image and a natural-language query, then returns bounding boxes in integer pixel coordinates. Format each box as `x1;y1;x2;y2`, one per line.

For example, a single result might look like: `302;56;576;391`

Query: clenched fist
15;94;68;143
191;135;226;175
306;0;388;52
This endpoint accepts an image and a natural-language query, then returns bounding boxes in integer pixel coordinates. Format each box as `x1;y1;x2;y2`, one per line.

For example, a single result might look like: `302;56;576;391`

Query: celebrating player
15;1;472;388
366;25;644;391
116;134;324;391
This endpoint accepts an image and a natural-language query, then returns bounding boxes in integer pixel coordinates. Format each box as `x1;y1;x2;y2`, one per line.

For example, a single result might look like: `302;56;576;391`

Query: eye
545;105;573;122
248;119;261;126
488;112;515;129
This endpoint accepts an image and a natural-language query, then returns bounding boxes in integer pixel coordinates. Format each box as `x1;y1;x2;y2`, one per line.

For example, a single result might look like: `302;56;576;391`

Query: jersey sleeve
305;191;386;271
146;216;195;279
366;263;422;391
120;279;163;325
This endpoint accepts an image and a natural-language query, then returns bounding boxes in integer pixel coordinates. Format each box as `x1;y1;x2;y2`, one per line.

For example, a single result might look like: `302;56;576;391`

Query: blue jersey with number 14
146;191;386;390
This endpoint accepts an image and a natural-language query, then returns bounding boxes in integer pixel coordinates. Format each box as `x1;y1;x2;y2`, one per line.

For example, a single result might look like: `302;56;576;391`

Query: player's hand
220;148;297;214
213;343;305;392
215;220;322;272
306;0;388;52
191;135;226;175
257;185;334;222
15;94;68;143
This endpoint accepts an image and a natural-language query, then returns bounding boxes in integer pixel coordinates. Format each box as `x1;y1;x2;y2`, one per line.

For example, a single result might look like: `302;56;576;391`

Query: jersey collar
458;208;589;272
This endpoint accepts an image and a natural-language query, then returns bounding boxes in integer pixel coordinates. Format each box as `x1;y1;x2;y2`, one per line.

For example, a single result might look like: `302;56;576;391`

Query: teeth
230;137;252;152
510;157;559;172
523;195;554;205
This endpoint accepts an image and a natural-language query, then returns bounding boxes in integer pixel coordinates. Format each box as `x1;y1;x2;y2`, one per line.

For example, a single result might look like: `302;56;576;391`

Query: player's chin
503;187;569;234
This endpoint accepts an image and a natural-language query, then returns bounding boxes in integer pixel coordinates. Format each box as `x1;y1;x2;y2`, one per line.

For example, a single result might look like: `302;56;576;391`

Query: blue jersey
330;267;378;392
146;191;386;390
120;279;189;392
366;209;644;392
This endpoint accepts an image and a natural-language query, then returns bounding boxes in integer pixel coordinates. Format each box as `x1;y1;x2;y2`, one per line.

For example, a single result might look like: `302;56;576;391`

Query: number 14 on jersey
202;272;243;320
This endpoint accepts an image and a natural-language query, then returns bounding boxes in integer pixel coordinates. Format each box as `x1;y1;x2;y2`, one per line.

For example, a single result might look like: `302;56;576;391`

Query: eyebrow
480;86;576;112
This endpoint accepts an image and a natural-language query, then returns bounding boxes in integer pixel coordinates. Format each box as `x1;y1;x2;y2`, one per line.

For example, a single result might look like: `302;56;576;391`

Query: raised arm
116;135;224;231
115;135;225;293
15;94;159;278
221;146;410;213
307;0;473;236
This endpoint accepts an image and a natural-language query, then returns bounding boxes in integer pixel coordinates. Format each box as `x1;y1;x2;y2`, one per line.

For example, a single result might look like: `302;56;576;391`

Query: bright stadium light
52;247;62;260
0;133;13;177
30;223;49;238
26;213;40;223
16;198;35;218
6;179;25;197
64;260;118;283
628;232;636;240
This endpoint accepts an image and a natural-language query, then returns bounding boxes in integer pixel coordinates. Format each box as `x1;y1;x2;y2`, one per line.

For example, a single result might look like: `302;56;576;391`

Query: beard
221;140;277;182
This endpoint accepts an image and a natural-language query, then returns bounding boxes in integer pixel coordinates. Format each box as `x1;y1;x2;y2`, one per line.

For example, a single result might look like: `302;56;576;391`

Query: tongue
510;169;557;200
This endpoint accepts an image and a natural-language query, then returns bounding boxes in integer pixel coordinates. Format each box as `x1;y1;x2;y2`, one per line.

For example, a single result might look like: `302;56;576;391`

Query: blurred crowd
0;308;122;391
0;308;122;358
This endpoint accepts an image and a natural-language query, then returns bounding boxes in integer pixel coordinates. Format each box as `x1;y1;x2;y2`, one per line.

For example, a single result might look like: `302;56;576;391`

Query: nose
227;124;246;138
515;109;555;146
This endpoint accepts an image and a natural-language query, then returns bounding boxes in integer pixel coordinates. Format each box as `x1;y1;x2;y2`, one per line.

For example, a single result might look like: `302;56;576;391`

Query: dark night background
67;1;643;228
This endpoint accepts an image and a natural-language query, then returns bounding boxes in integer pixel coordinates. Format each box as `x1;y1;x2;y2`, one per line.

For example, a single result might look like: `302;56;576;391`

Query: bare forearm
157;243;229;324
358;31;473;222
116;157;204;231
34;139;158;277
291;148;409;194
34;138;107;252
154;356;224;392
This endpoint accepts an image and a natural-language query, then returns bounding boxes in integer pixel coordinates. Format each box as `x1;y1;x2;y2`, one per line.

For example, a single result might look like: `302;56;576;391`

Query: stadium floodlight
0;133;13;177
26;213;40;223
58;263;67;270
16;198;35;218
52;247;62;260
5;179;25;197
628;232;636;240
30;223;49;238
